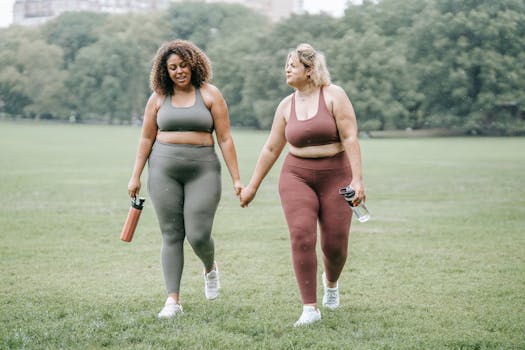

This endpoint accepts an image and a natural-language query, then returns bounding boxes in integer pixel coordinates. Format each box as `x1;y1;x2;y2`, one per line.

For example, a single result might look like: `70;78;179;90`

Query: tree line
0;0;524;135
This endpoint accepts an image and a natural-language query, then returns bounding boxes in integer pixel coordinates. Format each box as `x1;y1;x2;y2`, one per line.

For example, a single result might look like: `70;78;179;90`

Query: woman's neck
295;83;318;99
173;84;195;94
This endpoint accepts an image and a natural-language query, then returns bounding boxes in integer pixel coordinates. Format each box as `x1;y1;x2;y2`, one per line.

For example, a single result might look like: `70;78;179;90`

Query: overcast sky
1;0;15;27
0;0;362;28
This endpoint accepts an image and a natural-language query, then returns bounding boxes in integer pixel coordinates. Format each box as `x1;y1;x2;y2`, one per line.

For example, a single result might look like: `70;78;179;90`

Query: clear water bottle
339;186;370;223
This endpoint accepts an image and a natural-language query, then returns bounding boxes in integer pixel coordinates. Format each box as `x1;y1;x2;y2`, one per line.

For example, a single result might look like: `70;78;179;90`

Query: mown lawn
1;121;524;349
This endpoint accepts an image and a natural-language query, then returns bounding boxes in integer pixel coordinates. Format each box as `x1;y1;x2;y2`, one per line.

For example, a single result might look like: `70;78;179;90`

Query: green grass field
1;121;524;350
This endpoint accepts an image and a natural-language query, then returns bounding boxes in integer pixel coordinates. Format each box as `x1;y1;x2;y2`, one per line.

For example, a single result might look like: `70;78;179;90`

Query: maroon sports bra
285;87;340;148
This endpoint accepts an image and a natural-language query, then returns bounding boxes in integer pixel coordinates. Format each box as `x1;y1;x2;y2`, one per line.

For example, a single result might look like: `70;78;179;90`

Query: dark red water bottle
120;197;145;242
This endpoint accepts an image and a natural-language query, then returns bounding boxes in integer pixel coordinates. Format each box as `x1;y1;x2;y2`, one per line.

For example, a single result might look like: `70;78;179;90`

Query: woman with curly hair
240;43;366;326
127;39;243;318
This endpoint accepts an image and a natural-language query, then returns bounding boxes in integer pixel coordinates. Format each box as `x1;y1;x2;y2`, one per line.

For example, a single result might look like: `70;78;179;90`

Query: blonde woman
240;43;366;326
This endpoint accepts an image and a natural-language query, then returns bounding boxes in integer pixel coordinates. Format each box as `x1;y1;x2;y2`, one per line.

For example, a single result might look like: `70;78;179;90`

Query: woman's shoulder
200;82;221;96
148;91;165;109
199;83;224;103
323;84;351;104
272;93;294;122
323;83;346;95
276;93;294;111
281;92;295;106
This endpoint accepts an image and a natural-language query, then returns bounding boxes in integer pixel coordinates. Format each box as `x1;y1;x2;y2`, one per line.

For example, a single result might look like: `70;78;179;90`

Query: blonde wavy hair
287;43;331;87
150;39;212;96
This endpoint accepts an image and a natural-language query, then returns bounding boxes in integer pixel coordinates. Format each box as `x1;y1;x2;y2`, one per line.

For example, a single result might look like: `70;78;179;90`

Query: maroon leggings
279;152;352;305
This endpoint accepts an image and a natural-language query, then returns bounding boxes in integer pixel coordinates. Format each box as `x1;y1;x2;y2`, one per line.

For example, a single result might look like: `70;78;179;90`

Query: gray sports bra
157;88;214;133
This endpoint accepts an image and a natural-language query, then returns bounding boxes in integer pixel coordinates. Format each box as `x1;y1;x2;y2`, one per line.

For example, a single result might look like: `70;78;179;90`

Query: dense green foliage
1;122;524;349
0;0;524;134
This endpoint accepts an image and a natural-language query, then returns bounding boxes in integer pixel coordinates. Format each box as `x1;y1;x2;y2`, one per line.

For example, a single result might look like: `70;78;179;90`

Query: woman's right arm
240;99;288;207
127;93;161;198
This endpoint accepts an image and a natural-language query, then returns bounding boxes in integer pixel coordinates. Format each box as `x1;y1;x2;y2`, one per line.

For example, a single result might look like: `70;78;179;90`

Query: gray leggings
148;141;221;294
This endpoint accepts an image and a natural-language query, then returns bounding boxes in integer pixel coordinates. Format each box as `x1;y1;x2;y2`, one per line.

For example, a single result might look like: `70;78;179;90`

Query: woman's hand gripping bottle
339;186;370;223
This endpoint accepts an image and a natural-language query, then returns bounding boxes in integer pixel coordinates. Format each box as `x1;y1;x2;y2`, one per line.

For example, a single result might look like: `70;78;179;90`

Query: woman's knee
162;233;184;248
322;240;347;262
290;228;316;253
187;234;212;252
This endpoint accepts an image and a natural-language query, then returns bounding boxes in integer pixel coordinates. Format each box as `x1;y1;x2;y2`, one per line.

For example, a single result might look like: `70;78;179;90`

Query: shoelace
206;273;218;289
325;288;338;304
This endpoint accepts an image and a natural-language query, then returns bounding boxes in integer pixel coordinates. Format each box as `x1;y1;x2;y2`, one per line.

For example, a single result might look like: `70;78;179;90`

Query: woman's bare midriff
156;131;214;146
289;142;344;158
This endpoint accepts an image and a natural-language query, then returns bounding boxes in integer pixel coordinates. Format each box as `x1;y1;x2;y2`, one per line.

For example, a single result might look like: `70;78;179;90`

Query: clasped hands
234;181;255;208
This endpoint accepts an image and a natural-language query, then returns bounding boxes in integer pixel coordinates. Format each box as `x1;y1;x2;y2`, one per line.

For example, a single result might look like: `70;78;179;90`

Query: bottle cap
131;197;145;210
339;186;355;199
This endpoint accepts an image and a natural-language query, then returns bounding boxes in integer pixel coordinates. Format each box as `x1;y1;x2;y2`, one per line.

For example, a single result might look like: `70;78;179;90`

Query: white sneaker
204;262;220;300
157;297;183;319
322;272;340;309
293;305;321;327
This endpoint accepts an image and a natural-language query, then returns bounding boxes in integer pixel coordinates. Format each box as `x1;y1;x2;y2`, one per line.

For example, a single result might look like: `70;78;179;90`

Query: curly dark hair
150;39;212;96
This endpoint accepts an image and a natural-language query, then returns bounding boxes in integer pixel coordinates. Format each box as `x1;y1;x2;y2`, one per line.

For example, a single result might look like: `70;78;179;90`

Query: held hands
233;178;255;207
239;185;256;208
234;180;255;208
233;180;243;197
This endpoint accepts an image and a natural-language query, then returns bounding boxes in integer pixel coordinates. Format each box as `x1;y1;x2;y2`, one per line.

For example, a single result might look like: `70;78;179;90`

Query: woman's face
285;55;309;87
166;54;192;89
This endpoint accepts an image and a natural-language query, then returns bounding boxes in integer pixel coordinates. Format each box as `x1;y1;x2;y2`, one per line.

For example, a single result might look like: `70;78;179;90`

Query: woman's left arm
203;83;243;196
329;85;366;204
